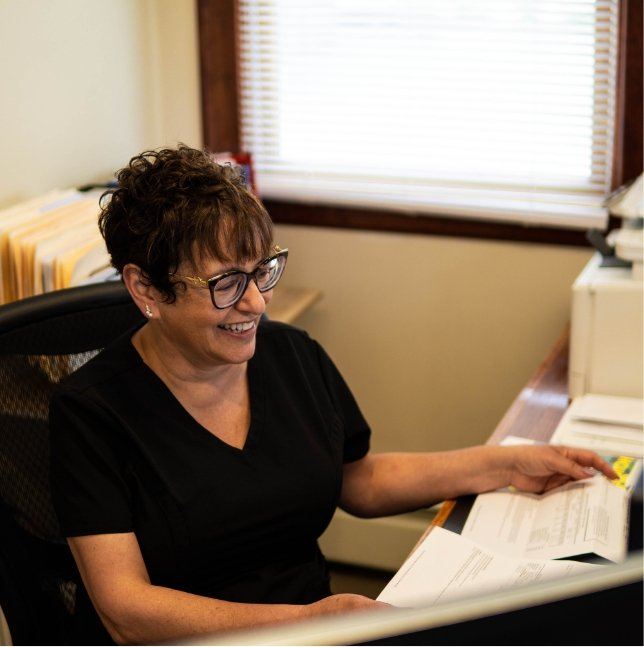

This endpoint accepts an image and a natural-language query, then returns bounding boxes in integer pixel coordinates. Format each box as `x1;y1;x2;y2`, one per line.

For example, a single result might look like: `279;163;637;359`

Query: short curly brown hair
98;145;273;303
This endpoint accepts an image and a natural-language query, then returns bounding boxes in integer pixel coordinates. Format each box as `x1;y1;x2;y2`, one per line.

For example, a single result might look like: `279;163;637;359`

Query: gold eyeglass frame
171;245;288;309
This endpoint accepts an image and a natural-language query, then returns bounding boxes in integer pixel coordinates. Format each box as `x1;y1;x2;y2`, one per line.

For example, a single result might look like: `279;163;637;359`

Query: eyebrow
204;258;264;278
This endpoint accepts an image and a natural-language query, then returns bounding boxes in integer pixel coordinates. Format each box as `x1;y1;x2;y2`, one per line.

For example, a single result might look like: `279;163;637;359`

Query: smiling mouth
217;321;256;334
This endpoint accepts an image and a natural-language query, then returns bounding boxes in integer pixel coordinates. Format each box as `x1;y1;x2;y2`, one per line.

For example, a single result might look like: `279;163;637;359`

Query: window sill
265;199;601;247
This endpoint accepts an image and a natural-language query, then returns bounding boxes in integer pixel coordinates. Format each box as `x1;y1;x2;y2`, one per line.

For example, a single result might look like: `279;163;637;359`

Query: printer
569;174;643;399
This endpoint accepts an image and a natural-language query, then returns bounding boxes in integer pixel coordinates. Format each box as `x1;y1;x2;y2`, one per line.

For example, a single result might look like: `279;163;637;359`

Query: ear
122;263;158;319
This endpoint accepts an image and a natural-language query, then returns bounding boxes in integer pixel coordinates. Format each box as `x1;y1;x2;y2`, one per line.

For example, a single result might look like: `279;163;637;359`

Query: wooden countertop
265;286;322;324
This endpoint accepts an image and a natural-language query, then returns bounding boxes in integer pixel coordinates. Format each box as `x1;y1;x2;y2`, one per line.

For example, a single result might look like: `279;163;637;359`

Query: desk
430;328;572;534
397;328;643;646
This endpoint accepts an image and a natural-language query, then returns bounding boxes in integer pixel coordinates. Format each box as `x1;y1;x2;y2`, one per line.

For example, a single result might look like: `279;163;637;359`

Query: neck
132;323;247;395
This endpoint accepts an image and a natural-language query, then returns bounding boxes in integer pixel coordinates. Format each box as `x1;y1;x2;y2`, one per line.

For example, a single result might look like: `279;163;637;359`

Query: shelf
265;286;322;324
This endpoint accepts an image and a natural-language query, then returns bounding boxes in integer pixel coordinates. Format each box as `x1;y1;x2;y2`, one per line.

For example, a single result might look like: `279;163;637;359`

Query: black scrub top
49;320;371;607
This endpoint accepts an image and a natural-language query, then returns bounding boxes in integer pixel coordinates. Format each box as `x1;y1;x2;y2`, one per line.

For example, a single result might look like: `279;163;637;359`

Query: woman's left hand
502;445;618;493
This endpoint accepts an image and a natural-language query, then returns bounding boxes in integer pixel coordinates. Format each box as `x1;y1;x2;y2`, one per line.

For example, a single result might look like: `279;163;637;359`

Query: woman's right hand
302;593;391;619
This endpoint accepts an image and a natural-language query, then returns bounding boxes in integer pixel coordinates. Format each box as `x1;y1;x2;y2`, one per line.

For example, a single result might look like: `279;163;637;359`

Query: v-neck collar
126;327;265;456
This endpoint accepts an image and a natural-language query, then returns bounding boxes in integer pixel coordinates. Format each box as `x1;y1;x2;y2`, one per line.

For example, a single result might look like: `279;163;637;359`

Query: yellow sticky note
609;456;638;489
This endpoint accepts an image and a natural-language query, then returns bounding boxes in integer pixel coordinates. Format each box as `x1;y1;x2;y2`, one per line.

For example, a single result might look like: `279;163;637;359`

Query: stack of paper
378;526;599;608
378;462;639;608
461;467;638;564
0;189;112;304
550;394;644;458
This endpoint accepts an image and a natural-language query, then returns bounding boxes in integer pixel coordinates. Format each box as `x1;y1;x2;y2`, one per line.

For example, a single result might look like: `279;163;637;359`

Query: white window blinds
238;0;619;228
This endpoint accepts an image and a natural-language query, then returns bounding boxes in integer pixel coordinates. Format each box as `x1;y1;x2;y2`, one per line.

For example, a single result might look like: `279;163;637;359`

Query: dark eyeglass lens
213;274;246;307
211;254;286;307
256;255;284;291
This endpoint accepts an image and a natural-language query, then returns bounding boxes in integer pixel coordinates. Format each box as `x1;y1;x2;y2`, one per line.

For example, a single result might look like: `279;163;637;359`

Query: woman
50;146;616;644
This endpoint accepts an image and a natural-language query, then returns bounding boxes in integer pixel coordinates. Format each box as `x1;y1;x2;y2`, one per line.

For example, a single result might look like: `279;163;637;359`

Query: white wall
276;225;592;452
0;0;594;566
281;225;592;569
0;0;201;208
0;0;592;450
146;0;203;149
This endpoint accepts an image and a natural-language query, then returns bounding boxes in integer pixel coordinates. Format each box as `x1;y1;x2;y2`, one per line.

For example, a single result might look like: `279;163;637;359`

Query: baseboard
319;507;438;572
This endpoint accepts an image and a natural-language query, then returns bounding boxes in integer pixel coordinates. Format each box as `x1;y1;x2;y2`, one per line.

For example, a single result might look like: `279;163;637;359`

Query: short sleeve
49;389;134;537
313;341;371;463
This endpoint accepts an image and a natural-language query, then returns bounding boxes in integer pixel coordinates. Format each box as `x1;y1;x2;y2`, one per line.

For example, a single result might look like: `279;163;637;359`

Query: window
237;0;620;229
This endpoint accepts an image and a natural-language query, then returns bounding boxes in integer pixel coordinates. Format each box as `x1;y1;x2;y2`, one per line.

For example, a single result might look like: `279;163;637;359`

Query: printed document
461;473;633;563
377;526;598;608
550;394;644;458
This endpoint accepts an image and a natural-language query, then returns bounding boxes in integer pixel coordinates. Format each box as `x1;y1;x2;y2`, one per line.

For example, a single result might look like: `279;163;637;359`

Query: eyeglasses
172;246;288;309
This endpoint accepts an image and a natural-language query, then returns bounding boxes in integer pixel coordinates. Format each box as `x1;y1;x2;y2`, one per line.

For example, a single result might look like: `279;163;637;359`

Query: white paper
377;527;598;608
500;435;538;446
462;476;629;563
73;265;119;286
572;394;643;429
552;426;644;458
551;396;644;458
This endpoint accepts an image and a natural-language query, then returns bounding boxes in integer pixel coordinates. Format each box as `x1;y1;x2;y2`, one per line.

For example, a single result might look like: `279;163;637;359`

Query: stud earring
145;304;153;318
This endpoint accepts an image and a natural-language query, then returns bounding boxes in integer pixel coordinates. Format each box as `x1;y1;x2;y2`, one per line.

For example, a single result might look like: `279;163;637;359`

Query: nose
235;277;267;315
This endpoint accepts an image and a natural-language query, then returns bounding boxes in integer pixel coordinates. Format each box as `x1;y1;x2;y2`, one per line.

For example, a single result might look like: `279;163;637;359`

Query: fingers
554;446;618;480
547;448;599;481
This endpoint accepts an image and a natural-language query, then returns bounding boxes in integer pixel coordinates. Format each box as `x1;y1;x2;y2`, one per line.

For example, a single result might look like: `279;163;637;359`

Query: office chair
0;281;145;645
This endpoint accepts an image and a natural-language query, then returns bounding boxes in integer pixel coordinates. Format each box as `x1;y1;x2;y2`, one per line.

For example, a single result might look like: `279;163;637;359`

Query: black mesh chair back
0;281;144;644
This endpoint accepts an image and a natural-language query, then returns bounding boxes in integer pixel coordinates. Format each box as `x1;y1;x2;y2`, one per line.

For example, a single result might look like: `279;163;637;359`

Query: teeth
220;321;255;333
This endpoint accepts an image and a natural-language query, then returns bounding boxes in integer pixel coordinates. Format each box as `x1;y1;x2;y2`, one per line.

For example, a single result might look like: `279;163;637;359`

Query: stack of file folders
0;189;116;305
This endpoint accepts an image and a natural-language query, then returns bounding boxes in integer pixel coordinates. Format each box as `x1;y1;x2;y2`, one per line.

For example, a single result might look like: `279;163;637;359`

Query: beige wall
0;0;592;453
146;0;203;149
276;225;592;452
0;0;201;208
0;0;596;567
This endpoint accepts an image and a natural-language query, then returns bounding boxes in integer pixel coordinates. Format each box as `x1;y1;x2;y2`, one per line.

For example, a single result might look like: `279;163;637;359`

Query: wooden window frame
198;0;642;247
